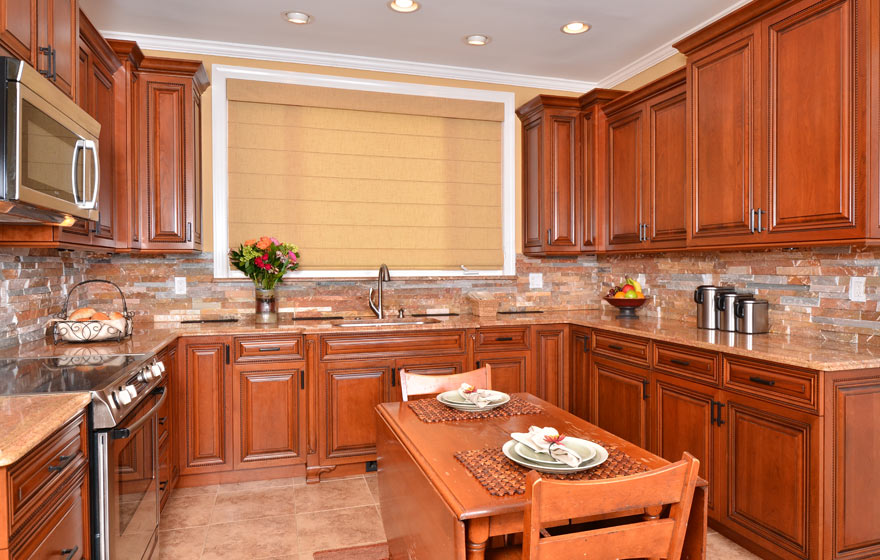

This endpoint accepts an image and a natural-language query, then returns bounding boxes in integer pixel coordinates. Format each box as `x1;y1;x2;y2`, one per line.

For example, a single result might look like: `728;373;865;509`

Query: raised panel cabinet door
654;375;721;519
179;338;232;475
544;111;580;252
723;396;819;559
191;86;203;247
233;367;305;469
0;0;35;64
569;328;590;419
48;0;74;97
689;27;760;245
391;354;466;402
474;352;529;396
319;361;390;464
591;357;650;449
647;87;688;246
764;0;862;240
522;118;544;254
534;326;566;408
606;106;644;249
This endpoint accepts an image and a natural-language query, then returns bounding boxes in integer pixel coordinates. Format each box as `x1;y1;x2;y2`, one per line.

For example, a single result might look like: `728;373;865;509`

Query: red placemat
454;442;651;496
407;395;543;423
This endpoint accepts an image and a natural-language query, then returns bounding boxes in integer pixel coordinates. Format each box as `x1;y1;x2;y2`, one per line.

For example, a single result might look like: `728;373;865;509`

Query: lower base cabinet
534;325;567;408
569;327;591;419
591;356;651;449
474;352;530;395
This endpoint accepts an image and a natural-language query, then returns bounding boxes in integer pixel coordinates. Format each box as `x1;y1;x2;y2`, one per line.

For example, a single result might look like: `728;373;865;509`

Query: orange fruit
614;292;626;299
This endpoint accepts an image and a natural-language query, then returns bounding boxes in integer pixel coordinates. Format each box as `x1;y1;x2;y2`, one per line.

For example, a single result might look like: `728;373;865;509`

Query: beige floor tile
707;533;762;559
201;514;298;560
157;526;208;560
210;487;297;523
294;477;375;514
216;477;300;494
365;476;380;504
171;485;219;498
159;494;217;530
296;505;385;554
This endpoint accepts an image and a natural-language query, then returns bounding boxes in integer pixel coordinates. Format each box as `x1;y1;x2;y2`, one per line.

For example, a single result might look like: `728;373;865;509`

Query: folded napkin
457;383;499;408
511;426;583;467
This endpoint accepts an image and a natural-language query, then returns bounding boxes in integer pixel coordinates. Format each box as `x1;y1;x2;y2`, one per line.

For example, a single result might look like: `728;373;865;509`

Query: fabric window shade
226;79;504;271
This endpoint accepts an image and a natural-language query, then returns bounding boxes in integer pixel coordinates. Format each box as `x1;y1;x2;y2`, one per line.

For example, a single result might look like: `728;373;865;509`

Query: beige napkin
511;426;583;467
457;383;500;408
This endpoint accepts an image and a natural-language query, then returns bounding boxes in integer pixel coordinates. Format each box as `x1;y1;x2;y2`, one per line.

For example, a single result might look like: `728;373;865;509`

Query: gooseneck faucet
369;264;391;319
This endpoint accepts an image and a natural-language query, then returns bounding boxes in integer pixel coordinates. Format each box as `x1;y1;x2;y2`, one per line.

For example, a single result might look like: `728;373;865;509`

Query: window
212;66;515;278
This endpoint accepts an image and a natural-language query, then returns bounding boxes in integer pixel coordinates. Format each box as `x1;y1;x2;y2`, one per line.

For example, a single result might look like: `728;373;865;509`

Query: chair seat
486;545;520;560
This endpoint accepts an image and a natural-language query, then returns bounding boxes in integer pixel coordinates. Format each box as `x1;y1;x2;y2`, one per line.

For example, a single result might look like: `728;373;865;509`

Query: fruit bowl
603;296;647;319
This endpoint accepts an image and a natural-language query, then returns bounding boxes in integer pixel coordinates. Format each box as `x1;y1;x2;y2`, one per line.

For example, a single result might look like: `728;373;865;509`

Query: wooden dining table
375;393;707;560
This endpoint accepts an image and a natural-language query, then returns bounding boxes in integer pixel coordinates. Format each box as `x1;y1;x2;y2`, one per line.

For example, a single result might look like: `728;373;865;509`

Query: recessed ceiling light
282;11;312;24
561;21;590;34
388;0;420;13
465;34;490;46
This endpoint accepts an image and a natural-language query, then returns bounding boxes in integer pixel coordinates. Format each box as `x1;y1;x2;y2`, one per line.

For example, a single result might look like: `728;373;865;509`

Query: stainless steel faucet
368;264;391;319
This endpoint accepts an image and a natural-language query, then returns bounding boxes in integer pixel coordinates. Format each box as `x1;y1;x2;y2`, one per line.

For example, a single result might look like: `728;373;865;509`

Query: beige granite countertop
0;392;91;467
2;311;879;371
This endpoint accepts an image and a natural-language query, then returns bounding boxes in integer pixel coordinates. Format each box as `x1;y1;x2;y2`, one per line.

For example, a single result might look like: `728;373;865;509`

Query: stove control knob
124;385;138;399
116;389;132;406
151;363;163;378
156;361;166;373
137;367;153;383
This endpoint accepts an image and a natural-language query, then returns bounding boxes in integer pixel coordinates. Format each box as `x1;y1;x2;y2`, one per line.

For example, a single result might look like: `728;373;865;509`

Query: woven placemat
454;442;651;496
407;395;543;423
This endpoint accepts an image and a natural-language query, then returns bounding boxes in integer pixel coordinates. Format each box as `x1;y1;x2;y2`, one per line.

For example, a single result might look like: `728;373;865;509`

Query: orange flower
255;237;272;250
244;239;256;246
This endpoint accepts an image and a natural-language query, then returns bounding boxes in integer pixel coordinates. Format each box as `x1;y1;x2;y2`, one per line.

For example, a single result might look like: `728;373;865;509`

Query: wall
613;53;687;91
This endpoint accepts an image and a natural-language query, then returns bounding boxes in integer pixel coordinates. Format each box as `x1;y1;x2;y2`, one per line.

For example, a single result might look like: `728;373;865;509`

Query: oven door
94;387;165;560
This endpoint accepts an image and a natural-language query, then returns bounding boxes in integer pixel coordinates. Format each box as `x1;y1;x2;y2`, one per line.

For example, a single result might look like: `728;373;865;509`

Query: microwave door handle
70;140;85;206
84;140;99;209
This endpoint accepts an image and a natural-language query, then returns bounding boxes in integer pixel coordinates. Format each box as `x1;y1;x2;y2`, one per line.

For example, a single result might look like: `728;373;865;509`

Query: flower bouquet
229;237;300;322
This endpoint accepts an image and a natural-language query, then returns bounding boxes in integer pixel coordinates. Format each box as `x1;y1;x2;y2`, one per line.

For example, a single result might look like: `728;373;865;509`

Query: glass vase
254;287;278;324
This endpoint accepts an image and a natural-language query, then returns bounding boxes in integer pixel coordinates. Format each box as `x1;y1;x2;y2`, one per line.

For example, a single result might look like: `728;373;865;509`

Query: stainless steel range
0;352;167;560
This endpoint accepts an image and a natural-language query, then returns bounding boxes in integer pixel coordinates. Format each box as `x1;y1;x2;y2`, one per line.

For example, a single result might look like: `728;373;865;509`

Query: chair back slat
523;453;700;560
534;519;676;560
399;365;491;402
534;459;692;522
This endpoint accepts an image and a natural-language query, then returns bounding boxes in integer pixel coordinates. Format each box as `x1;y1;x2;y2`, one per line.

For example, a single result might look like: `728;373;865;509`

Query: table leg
466;518;490;560
682;485;708;560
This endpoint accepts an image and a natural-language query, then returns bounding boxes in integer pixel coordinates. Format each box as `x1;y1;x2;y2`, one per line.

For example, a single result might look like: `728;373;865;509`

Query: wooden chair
399;364;492;402
488;452;700;560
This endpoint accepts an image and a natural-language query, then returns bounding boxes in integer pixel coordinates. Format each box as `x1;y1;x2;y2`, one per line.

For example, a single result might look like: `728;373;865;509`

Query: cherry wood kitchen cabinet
533;324;567;408
0;0;36;63
156;343;176;510
473;326;532;396
569;326;591;419
603;69;687;252
591;355;651;450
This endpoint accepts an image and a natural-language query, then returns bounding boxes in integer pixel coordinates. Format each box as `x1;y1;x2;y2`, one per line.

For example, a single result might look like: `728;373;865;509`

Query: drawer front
157;381;170;447
475;327;530;351
321;330;467;361
723;357;818;411
653;343;719;385
235;335;304;363
10;413;86;529
159;440;172;510
12;472;88;560
591;331;650;367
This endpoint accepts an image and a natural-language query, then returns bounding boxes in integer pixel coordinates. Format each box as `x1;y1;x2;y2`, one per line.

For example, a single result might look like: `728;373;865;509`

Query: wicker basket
50;280;134;343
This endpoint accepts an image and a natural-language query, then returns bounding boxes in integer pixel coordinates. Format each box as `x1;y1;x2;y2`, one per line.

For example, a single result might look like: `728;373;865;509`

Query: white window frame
212;64;516;279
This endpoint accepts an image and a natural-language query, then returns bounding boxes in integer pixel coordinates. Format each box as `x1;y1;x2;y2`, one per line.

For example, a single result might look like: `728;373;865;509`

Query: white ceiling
81;0;747;88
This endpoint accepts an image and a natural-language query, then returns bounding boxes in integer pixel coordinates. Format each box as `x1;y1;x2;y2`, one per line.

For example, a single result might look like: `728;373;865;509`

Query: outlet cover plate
174;277;187;295
849;277;866;302
529;273;543;289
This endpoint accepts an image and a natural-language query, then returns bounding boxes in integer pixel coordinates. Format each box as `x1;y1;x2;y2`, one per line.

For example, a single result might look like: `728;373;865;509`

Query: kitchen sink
331;317;441;327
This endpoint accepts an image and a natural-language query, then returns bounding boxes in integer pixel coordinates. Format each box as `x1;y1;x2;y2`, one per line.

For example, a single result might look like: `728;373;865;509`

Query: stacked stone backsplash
3;245;879;348
0;249;91;348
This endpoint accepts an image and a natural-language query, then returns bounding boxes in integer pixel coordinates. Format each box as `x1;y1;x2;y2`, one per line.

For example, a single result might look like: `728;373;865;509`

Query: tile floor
158;473;761;559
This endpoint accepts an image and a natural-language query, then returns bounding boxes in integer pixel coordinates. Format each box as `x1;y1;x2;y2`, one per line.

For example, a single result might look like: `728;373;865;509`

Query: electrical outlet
849;277;867;302
529;273;543;289
174;277;187;295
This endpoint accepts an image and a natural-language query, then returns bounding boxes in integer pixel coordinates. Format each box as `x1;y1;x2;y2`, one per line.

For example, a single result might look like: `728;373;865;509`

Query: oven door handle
111;387;166;440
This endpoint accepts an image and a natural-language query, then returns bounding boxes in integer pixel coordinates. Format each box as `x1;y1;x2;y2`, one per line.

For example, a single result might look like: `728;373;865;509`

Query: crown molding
596;0;753;88
99;31;598;93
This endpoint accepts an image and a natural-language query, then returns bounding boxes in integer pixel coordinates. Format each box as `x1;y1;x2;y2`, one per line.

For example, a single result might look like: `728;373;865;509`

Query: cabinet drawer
723;357;818;411
321;330;467;361
12;472;88;560
475;327;530;351
235;335;304;363
591;331;650;366
653;343;719;385
159;439;172;510
157;382;170;447
10;413;86;531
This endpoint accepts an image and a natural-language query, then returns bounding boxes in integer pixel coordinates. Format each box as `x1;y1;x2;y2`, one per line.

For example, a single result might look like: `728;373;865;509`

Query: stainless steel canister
716;292;750;332
735;298;770;334
694;286;735;329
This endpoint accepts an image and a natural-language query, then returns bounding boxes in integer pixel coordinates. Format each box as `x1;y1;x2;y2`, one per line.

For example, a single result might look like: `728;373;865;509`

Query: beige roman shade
226;79;504;271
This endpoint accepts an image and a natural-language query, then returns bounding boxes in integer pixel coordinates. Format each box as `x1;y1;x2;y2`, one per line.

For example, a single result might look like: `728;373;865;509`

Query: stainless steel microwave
0;57;101;225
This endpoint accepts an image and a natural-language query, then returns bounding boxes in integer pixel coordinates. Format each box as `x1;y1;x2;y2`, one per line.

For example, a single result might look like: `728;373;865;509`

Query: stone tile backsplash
2;245;879;348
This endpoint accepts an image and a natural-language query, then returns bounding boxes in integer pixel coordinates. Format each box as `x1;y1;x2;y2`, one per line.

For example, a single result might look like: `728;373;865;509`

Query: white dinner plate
502;439;608;474
437;390;510;411
513;437;597;466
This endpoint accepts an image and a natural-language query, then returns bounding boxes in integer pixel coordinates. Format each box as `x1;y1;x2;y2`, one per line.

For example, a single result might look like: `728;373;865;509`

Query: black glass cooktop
0;354;146;395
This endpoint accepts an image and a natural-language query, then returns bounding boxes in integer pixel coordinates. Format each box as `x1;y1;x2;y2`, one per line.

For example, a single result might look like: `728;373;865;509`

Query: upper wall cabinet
676;0;876;248
603;69;688;252
0;0;36;63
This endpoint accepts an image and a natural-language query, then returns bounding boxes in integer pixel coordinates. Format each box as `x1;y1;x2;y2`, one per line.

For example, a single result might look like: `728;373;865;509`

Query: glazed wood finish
518;454;700;560
156;343;176;510
534;325;567;407
591;356;651;449
474;352;529;397
376;393;709;560
606;105;645;248
569;326;591;418
0;0;35;63
399;364;491;402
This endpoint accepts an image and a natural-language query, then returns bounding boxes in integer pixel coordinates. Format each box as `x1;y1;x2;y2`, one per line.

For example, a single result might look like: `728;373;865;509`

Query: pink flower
270;237;279;245
288;251;297;263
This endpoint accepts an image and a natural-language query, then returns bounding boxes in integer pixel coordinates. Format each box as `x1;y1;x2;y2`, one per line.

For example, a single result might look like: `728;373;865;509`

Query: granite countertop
1;310;878;371
0;392;91;467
